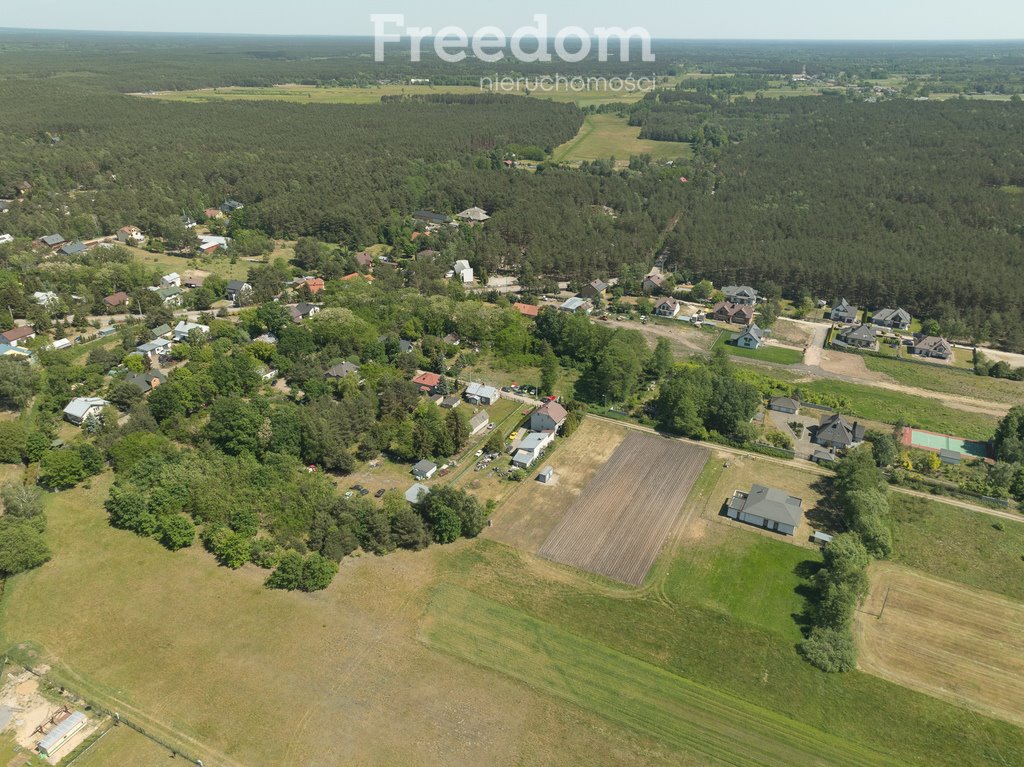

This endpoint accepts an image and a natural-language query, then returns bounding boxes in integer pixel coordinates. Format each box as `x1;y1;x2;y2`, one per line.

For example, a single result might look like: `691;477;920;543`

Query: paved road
587;414;1024;525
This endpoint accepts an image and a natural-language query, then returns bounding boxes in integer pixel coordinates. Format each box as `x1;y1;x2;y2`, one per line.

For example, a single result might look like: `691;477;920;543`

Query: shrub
0;518;51;577
159;514;196;551
266;550;304;590
799;626;857;673
38;449;87;490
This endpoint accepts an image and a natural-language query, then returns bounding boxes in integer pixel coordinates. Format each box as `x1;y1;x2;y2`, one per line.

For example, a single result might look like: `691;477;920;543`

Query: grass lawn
799;379;999;441
124;244;252;282
863;354;1024;405
552;115;692;165
439;540;1024;767
423;585;899;767
712;334;803;365
72;725;175;767
889;494;1024;601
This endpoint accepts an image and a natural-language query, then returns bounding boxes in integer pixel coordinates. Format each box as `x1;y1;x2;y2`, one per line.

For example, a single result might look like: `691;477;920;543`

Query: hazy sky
3;0;1023;40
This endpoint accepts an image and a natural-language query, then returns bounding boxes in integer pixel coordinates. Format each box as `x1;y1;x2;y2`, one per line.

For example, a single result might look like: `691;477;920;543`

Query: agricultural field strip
423;586;901;767
585;415;1024;525
537;434;708;585
857;565;1024;726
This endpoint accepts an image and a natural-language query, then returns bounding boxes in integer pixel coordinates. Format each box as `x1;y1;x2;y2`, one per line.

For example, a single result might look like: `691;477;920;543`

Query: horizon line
1;26;1023;43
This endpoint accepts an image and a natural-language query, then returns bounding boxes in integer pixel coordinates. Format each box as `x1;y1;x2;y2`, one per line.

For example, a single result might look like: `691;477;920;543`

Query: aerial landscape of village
0;2;1021;765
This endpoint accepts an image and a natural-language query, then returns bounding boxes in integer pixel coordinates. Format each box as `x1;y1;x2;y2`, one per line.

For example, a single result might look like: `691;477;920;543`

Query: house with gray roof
836;324;878;350
727;485;803;536
768;396;800;415
559;297;592;314
63;396;109;426
325;361;360;380
405;483;431;504
511;431;554;469
36;233;65;249
910;335;953;360
412;460;437;480
173;320;209;341
127;369;167;393
465;381;499;405
723;285;759;305
469;410;490;436
731;323;765;350
654;297;680;318
830;299;858;323
815;413;865;450
871;307;912;331
580;279;609;298
59;241;88;256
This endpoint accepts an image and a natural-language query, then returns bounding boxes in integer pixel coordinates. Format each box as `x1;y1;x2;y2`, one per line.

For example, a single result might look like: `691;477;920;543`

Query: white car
475;449;484;457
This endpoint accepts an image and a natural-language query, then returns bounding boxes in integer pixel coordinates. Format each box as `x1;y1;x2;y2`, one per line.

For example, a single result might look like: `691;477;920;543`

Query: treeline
800;447;892;672
668;98;1024;349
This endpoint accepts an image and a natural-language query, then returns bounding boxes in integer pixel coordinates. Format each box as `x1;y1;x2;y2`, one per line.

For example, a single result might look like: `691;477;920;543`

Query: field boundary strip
421;585;902;767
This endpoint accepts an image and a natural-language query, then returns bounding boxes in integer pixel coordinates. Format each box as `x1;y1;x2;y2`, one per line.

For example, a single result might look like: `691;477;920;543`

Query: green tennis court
909;429;989;458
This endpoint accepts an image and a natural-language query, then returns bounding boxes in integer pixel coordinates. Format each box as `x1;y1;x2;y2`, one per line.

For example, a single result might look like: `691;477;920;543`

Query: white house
48;337;72;351
511;431;554;469
63;396;109;426
117;225;145;244
468;410;490;436
136;338;172;363
529;401;568;433
173;320;209;342
32;291;59;307
731;323;765;350
452;259;474;284
464;381;499;405
654;297;680;318
726;485;803;536
0;234;14;246
412;460;438;480
161;272;181;288
456;207;490;223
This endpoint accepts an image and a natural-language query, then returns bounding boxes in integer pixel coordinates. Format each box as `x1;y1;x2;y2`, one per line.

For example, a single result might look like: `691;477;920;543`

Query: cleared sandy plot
538;434;708;585
855;563;1024;726
487;418;628;552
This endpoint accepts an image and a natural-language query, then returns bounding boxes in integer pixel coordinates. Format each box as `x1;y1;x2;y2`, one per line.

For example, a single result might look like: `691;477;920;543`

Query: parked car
375;489;386;498
359;488;369;496
487;423;497;430
475;449;484;457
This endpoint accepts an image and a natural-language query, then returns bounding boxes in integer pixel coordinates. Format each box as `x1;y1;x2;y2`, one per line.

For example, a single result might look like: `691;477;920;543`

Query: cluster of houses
830;300;953;360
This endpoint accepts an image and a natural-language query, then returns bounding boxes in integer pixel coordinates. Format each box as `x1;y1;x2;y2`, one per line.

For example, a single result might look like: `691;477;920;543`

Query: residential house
288;303;320;323
412;460;438;480
711;301;754;325
300;277;325;296
198;235;228;254
726;485;803;536
412;210;452;226
103;292;129;309
768;396;800;415
511;431;554;469
456;206;490;223
723;285;759;305
0;344;31;359
398;339;415;354
580;279;609;299
830;299;858;323
161;272;181;288
910;335;953;360
440;395;461;409
836;324;878;350
512;302;540;318
325;362;361;380
871;307;912;331
452;260;474;284
32;291;59;307
254;333;278;345
135;338;172;363
225;280;252;306
559;297;592;314
0;326;36;346
35;233;65;250
150;324;172;339
183;274;206;289
0;234;12;246
465;382;499;405
156;286;183;306
537;466;555;483
127;369;167;394
468;410;489;436
48;338;72;351
63;397;109;426
14;181;32;197
654;297;681;318
731;323;765;350
642;273;666;294
220;199;245;214
117;225;145;244
530;401;568;433
405;483;431;503
412;372;443;393
354;251;374;269
815;413;865;450
340;272;374;284
204;208;225;220
0;200;11;214
58;241;88;256
443;333;460;346
173;320;209;342
180;214;197;229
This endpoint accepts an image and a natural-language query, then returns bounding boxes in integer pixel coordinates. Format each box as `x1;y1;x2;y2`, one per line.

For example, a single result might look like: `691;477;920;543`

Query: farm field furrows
537;433;708;585
855;562;1024;727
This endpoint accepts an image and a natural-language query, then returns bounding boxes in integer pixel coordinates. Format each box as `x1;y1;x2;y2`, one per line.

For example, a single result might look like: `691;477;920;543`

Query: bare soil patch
538;434;708;585
855;562;1024;726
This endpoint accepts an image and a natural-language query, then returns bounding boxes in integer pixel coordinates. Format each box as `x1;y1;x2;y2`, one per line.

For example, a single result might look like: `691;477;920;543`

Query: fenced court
902;427;990;459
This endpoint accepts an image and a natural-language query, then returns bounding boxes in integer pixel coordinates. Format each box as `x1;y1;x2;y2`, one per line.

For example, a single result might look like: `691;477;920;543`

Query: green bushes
265;551;338;592
0;482;50;577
